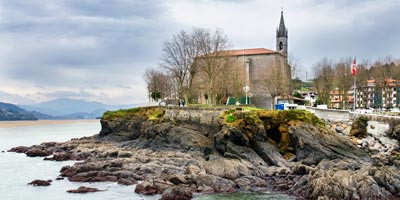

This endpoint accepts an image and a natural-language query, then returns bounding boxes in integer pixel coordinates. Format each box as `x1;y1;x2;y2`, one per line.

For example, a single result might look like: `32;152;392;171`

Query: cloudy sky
0;0;399;105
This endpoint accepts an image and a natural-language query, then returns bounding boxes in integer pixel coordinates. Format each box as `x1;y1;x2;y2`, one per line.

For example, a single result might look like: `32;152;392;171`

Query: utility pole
305;71;308;82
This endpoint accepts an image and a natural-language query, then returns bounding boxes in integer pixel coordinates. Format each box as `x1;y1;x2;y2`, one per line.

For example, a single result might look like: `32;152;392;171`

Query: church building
194;11;291;109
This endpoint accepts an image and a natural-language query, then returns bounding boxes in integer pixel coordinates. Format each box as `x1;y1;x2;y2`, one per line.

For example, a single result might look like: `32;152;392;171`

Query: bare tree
195;29;232;105
143;67;171;101
161;30;200;102
288;53;301;79
334;57;353;109
313;58;335;106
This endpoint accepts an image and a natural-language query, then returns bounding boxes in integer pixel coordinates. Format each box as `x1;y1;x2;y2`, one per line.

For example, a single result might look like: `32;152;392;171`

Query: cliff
10;106;400;199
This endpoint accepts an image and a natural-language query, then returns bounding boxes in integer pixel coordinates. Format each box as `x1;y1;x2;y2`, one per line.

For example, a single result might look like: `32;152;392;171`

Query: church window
279;42;283;50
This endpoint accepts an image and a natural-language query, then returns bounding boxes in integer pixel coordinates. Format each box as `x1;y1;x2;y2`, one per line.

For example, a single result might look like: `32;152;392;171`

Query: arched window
279;42;283;50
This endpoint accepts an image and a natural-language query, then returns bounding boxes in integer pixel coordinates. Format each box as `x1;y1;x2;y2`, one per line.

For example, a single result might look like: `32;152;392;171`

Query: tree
288;53;301;79
143;67;171;101
334;57;353;109
313;58;335;106
161;29;200;102
195;29;232;105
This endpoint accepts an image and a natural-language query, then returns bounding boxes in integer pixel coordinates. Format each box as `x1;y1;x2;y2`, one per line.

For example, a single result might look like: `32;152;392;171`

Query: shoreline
0;119;99;128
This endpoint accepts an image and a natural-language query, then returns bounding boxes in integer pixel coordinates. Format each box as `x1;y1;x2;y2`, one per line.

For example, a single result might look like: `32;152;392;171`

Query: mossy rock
350;116;369;138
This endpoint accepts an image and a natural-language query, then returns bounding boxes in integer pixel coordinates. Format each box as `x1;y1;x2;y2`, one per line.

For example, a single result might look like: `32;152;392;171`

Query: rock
350;116;369;138
185;165;202;175
289;166;400;199
234;176;267;190
169;174;186;185
28;179;52;186
134;179;173;195
253;141;288;167
335;126;344;133
8;146;30;153
160;186;193;200
291;164;314;175
117;150;132;158
26;149;52;157
204;156;251;180
60;166;77;177
55;177;64;180
135;180;158;195
67;186;104;193
117;178;136;185
370;125;375;129
44;153;79;161
288;124;368;165
91;175;118;182
195;173;236;193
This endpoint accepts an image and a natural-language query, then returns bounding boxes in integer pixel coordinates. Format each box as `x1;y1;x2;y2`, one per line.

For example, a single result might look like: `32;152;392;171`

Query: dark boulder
160;186;193;200
44;153;79;161
26;149;52;157
253;141;288;167
67;186;104;193
134;179;173;195
28;179;52;186
117;178;137;185
350;116;369;138
8;146;30;153
289;124;368;165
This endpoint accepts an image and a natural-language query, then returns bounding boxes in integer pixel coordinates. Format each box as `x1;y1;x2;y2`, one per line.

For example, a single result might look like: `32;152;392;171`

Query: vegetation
350;116;369;138
102;107;165;121
222;108;325;158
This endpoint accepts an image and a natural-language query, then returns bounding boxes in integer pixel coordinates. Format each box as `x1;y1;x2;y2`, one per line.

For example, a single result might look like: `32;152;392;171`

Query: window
279;42;283;50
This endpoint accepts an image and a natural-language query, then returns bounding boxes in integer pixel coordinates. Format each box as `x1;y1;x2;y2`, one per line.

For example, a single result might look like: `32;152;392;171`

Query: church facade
194;11;291;109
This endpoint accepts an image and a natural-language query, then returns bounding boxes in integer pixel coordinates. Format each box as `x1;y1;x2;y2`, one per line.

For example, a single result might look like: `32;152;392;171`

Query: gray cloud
0;0;399;104
37;90;94;99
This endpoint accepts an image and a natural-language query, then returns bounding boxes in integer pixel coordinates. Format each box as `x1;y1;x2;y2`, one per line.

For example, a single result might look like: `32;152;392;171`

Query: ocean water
0;120;295;200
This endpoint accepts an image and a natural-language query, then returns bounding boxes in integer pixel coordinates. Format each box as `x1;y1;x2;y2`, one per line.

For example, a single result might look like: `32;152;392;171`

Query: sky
0;0;399;105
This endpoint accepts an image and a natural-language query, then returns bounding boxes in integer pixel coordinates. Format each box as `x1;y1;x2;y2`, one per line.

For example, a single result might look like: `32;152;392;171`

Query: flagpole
354;76;356;111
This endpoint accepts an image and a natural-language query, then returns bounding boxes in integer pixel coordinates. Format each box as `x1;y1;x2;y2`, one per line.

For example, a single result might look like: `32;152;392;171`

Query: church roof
221;48;285;57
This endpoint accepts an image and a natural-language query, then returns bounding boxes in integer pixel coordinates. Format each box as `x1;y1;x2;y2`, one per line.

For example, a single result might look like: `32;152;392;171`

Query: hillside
20;98;134;119
0;102;37;121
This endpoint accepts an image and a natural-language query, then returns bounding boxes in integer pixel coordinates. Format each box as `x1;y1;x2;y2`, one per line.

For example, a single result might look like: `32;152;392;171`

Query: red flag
351;57;357;76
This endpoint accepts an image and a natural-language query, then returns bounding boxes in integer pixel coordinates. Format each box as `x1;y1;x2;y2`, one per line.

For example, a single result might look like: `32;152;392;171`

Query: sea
0;120;295;200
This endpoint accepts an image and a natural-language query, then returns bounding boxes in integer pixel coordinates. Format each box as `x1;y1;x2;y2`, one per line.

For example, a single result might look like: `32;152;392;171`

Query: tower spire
277;10;287;38
276;10;288;55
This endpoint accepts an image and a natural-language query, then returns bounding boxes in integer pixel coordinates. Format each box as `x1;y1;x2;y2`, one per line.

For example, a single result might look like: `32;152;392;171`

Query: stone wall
306;107;351;122
350;113;400;124
163;107;224;128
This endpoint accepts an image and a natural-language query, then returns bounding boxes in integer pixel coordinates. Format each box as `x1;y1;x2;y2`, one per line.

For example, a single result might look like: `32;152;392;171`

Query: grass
225;114;236;123
102;106;165;121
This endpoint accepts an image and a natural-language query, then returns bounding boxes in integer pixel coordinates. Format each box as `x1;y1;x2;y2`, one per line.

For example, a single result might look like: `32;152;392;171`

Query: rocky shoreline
8;106;400;199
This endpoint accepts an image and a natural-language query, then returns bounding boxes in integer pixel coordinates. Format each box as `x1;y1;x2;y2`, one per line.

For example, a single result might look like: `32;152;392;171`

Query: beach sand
0;119;99;128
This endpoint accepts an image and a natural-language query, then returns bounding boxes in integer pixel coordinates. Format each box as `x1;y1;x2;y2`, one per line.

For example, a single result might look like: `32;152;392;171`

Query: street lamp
243;85;250;105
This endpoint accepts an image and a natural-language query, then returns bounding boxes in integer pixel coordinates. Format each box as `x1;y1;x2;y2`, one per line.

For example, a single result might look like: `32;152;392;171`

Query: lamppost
243;85;250;105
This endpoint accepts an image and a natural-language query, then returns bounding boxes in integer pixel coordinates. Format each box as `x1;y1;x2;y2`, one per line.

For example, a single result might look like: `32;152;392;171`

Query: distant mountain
20;98;135;119
0;102;37;121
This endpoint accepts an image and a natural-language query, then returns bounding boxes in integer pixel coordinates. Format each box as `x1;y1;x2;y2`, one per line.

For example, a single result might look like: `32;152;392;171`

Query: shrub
225;114;236;123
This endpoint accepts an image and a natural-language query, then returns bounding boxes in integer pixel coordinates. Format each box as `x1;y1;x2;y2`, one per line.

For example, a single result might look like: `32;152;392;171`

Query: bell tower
276;10;288;55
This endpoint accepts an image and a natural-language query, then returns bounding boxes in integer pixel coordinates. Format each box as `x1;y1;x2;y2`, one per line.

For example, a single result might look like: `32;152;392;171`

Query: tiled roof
222;48;282;56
